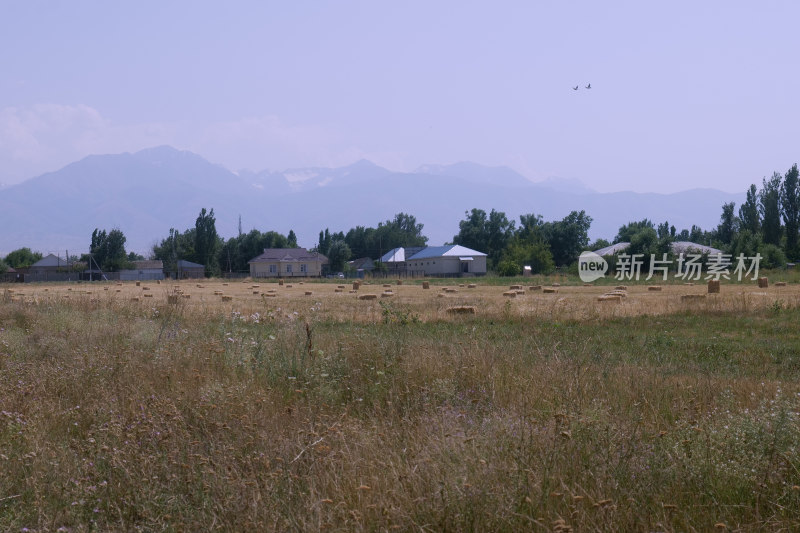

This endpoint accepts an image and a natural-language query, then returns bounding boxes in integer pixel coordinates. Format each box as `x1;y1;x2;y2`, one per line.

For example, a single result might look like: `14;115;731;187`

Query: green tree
615;219;654;243
496;259;521;277
540;210;592;266
781;164;800;259
760;173;783;246
194;208;218;276
453;209;488;252
452;208;514;268
502;239;554;274
152;227;196;273
89;228;129;271
3;247;43;269
715;202;737;246
739;184;760;235
287;230;298;248
326;239;351;272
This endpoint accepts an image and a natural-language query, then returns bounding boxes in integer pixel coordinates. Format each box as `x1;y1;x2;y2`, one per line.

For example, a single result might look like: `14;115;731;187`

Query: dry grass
1;277;800;530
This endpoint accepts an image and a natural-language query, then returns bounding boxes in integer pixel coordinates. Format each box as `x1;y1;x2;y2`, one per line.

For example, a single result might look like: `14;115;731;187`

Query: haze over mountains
0;146;744;256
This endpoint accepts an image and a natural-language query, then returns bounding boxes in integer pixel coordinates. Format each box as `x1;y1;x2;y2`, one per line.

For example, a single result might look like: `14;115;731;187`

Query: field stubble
1;278;799;531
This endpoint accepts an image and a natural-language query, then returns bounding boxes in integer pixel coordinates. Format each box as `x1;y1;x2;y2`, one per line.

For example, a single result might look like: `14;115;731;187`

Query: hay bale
458;284;465;288
381;291;394;298
615;285;627;291
182;294;191;299
264;293;277;298
530;285;542;291
444;288;458;293
285;284;293;288
437;293;445;298
468;284;476;288
543;288;558;294
447;306;477;315
167;295;179;304
515;290;525;295
648;286;662;291
707;280;720;293
509;285;522;290
383;284;392;288
352;282;360;290
397;279;403;285
681;294;706;302
334;288;343;293
606;290;627;298
305;291;313;296
115;289;121;293
253;291;260;295
213;290;223;295
221;295;233;302
131;297;140;302
251;284;259;288
757;277;769;288
136;281;141;287
597;295;621;303
422;281;430;289
143;294;153;298
337;285;345;289
279;279;284;286
503;291;517;298
142;286;150;291
358;294;377;300
776;281;787;287
552;283;561;287
103;287;108;291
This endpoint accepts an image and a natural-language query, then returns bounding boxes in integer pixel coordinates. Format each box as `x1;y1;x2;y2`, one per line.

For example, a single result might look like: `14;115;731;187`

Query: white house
248;248;328;278
380;245;487;276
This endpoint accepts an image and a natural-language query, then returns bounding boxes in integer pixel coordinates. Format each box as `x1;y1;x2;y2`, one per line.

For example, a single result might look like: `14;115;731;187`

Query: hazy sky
1;1;799;193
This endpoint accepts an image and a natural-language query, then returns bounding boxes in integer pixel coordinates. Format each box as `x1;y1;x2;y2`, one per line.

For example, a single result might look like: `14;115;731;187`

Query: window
300;264;307;273
286;264;293;273
269;264;276;273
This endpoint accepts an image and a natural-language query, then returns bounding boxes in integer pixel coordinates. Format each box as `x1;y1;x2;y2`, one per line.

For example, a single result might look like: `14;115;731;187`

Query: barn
380;245;487;277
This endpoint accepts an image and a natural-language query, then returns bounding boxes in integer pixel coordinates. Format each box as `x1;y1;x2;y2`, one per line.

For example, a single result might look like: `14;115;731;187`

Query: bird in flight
573;85;579;90
585;83;592;89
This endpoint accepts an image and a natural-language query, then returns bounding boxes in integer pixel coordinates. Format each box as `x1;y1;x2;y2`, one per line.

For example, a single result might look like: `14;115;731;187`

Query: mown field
2;277;800;531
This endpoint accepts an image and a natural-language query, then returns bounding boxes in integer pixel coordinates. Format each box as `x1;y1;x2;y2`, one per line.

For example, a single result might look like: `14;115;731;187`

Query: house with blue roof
380;245;487;277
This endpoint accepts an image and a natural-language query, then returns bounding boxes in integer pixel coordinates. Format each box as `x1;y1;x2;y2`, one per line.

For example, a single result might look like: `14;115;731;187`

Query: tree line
3;165;798;277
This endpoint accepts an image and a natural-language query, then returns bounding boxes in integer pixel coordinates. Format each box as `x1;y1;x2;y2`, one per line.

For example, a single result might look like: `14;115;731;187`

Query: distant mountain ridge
0;146;744;256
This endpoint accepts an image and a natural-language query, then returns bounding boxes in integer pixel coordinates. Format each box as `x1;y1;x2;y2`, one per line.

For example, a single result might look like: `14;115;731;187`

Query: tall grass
1;289;799;530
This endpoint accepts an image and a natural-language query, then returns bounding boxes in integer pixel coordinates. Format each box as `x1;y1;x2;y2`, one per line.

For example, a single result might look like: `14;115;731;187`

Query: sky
1;1;799;193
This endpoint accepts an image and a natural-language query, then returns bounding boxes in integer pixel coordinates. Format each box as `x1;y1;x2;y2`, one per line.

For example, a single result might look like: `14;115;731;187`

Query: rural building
1;266;21;283
248;248;328;278
380;245;487;277
348;257;375;272
177;260;205;279
29;254;73;274
595;241;723;257
23;254;82;282
120;260;165;281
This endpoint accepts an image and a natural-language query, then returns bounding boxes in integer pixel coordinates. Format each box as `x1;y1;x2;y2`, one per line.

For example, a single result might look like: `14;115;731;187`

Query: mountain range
0;146;744;256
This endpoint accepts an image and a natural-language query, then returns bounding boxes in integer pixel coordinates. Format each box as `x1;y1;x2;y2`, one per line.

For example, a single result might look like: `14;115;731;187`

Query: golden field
1;276;800;531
